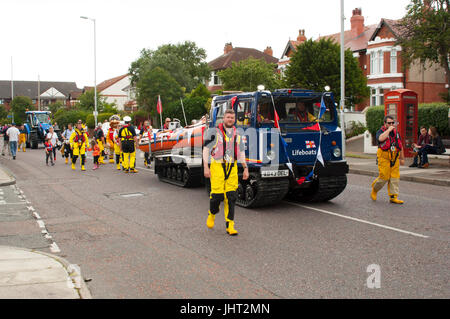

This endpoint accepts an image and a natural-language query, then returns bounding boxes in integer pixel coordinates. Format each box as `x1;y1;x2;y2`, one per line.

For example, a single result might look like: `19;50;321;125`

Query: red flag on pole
274;108;280;128
156;95;162;114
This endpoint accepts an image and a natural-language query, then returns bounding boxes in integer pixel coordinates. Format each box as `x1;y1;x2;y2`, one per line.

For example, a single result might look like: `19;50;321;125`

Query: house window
390;49;397;73
212;71;222;85
370;88;385;106
378;50;384;74
370;53;374;74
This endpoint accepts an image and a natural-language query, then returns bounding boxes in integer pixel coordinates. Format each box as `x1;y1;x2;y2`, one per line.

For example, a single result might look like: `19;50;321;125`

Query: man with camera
371;115;405;204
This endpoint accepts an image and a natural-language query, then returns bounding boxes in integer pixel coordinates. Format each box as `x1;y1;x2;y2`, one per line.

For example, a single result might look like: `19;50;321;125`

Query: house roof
208;47;279;71
369;18;405;41
318;24;378;52
96;74;129;93
0;80;79;99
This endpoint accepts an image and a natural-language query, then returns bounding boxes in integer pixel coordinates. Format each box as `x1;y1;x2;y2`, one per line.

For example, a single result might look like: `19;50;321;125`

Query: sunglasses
386;121;395;125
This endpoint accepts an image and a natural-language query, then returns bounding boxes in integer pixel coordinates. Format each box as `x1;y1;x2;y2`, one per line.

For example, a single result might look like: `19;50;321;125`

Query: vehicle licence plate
261;169;289;178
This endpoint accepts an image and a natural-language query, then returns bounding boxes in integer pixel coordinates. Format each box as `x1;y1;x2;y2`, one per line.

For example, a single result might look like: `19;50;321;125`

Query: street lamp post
80;16;98;127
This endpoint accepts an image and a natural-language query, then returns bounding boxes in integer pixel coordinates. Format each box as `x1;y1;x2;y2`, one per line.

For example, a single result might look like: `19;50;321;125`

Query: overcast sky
1;0;411;89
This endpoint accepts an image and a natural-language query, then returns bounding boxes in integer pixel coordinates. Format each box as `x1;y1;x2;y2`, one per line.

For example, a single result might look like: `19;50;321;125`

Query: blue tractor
209;88;348;207
24;111;58;149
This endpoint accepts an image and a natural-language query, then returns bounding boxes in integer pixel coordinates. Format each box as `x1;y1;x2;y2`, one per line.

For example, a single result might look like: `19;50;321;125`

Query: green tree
11;96;33;125
396;0;450;101
188;83;211;99
0;104;8;119
129;41;210;92
285;38;370;106
218;57;282;92
136;67;184;118
77;89;104;111
48;101;64;115
165;96;208;126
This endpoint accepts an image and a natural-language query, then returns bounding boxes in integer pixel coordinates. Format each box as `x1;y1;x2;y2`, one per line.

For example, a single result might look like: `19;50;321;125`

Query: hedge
53;109;90;129
366;103;449;138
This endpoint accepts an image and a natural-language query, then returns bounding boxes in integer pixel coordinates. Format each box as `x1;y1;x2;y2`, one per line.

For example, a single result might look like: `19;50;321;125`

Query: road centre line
285;201;429;239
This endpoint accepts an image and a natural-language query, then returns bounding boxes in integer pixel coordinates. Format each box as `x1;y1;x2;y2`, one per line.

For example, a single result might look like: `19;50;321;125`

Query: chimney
224;42;233;54
297;29;306;43
350;8;364;38
263;46;273;56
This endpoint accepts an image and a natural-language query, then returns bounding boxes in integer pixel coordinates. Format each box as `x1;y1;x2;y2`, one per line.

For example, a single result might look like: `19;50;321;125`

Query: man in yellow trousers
203;109;249;236
371;115;405;204
118;116;138;173
70;120;89;171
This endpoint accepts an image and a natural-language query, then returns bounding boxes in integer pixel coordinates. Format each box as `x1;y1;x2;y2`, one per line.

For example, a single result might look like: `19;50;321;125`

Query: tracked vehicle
138;89;348;207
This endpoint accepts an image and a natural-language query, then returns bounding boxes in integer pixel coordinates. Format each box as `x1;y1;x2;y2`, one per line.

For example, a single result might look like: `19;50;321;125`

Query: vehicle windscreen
35;113;51;124
256;95;335;125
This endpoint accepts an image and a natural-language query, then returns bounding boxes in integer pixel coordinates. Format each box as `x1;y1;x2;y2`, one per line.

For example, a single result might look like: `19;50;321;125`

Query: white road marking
285;201;429;239
50;242;61;253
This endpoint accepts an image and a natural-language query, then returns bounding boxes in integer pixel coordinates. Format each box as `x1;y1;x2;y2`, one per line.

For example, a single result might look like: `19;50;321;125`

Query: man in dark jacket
409;126;431;167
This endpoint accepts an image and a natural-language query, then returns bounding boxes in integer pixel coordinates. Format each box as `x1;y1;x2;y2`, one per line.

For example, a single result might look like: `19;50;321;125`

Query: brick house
280;8;448;111
93;74;132;111
206;43;279;92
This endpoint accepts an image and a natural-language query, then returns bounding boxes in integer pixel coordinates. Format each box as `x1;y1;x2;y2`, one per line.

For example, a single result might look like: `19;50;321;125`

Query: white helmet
123;116;132;123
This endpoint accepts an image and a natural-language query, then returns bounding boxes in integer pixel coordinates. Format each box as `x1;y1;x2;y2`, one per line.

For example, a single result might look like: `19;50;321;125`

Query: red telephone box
384;89;418;157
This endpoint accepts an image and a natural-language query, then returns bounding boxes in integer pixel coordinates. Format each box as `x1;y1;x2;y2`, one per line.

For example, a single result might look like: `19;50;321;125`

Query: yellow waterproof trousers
372;148;400;197
209;161;238;224
122;151;136;170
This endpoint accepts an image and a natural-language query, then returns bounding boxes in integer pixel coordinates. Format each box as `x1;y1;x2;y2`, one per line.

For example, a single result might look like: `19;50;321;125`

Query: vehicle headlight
333;147;341;158
266;150;276;161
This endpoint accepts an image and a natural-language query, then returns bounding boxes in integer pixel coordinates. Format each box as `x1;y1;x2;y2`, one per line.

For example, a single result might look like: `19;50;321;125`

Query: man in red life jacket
203;109;249;236
371;115;405;204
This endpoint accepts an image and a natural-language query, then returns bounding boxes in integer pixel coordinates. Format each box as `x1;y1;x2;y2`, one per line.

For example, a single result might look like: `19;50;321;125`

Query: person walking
94;123;106;164
44;137;54;166
18;124;27;152
69;121;89;171
61;124;74;164
371;115;405;204
1;124;11;156
203;109;249;236
139;120;152;169
46;127;58;162
113;123;123;170
90;139;100;170
6;123;20;160
118;116;138;173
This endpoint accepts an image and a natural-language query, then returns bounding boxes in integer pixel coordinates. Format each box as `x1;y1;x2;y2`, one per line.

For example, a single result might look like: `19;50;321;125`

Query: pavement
0;160;91;299
0;135;448;299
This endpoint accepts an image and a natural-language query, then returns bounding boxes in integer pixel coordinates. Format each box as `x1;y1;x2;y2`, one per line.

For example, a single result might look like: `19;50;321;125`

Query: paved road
1;148;449;298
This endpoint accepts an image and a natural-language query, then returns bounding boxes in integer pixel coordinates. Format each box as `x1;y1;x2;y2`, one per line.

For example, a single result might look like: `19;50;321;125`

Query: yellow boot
206;212;215;229
390;195;404;204
65;158;68;164
370;188;377;201
116;164;121;170
226;221;238;236
71;163;75;170
81;165;86;171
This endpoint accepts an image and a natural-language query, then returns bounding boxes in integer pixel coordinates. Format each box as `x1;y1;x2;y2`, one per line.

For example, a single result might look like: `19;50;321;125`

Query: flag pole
158;95;163;130
180;98;187;126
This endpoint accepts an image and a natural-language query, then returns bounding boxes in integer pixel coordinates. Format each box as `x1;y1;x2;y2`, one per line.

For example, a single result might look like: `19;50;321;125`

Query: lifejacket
211;123;239;162
378;126;402;152
108;128;115;142
120;125;134;141
73;129;85;144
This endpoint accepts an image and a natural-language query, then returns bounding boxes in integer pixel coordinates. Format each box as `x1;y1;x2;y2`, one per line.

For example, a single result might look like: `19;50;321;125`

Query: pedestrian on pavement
44;137;54;166
410;126;430;167
90;139;100;170
18;124;27;152
6;123;20;160
118;116;138;173
61;123;74;164
1;124;11;156
418;126;446;169
203;109;249;236
139;120;152;169
70;120;89;171
371;115;405;204
46;127;58;162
